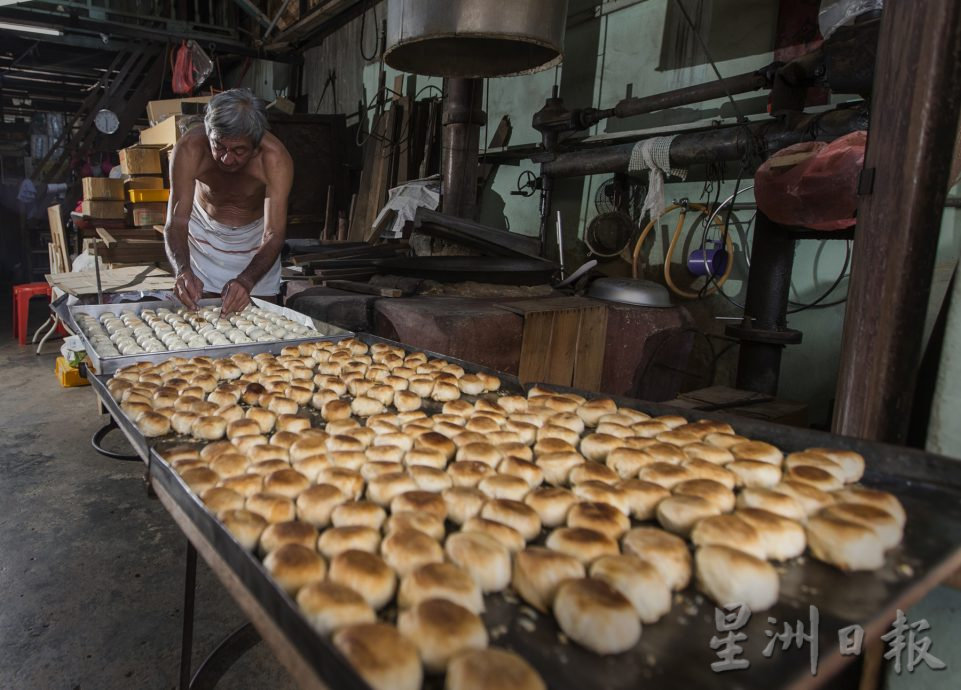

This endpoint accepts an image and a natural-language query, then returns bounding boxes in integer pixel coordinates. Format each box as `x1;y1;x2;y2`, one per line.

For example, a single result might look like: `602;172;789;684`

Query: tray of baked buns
67;297;351;375
87;336;961;690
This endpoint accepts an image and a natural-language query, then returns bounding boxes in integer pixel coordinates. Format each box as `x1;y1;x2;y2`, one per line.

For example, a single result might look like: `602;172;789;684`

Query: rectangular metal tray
88;354;961;690
65;297;352;375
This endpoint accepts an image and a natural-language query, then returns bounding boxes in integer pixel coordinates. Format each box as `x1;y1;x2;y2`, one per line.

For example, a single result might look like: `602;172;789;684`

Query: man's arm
164;139;204;309
221;145;293;313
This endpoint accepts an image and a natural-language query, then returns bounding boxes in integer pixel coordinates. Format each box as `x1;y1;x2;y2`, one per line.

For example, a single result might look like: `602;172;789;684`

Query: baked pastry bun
264;543;326;595
544;527;618;564
621;527;691;591
445;531;511;593
317;525;381;559
398;562;484;614
260;519;319;555
695;544;779;611
219;508;267;551
736;508;807;561
331;500;387;530
523;487;577;528
690;514;766;560
328;549;397;610
590;554;672;624
553;578;641;655
332;623;422;690
381;527;444;577
567;501;630;540
443;487;488;525
297;581;375;635
398;598;488;674
511;546;586;612
445;648;546;690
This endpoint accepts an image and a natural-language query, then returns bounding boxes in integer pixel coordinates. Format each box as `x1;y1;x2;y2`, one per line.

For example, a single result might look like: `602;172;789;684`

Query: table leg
180;541;198;690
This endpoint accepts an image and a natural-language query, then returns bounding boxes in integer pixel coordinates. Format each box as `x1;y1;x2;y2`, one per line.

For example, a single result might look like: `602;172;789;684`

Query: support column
833;0;961;442
441;78;486;219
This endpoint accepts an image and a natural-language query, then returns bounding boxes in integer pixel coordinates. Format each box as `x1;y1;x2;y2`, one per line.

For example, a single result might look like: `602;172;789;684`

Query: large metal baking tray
88;360;961;690
64;297;352;375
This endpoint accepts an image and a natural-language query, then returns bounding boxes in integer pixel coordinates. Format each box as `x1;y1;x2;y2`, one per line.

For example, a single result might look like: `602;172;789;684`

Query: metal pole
833;0;961;442
441;78;486;219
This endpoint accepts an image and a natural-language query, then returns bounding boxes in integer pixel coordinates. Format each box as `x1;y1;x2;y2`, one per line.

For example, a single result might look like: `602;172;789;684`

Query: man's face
209;134;256;172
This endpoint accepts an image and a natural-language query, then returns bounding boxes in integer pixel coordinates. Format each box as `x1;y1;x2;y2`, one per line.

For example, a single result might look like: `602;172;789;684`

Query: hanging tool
555;210;565;279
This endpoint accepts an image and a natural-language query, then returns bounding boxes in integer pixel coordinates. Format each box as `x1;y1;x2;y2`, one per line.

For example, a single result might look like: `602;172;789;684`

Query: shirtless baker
164;88;293;314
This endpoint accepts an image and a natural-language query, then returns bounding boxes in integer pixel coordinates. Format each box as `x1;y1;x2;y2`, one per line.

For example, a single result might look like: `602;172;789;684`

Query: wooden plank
47;205;70;272
364;106;398;243
572;306;609;392
497;296;598;315
96;227;119;248
545;309;582;386
517;311;555;384
349;110;392;242
478;115;512;187
324;280;405;297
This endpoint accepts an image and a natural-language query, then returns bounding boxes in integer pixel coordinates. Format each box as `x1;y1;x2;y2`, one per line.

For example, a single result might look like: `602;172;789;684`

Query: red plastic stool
13;282;53;346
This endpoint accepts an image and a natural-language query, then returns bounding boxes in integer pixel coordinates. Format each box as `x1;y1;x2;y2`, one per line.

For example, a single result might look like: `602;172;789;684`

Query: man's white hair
204;88;269;146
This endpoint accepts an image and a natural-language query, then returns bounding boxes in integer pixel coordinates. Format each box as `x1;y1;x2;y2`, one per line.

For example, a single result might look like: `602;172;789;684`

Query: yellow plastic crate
55;356;89;387
127;188;170;203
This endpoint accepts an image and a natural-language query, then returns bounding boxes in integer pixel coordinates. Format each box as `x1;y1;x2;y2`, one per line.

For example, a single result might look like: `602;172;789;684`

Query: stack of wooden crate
119;144;168;227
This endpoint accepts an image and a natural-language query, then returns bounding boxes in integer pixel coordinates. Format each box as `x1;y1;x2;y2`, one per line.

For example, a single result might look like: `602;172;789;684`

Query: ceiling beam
0;5;304;64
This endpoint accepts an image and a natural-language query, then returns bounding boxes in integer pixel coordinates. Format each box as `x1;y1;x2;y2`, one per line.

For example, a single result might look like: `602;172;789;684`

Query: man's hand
174;270;203;310
221;277;252;314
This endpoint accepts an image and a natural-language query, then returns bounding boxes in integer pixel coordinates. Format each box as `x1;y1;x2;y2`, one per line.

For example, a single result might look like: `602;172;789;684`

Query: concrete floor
0;297;957;689
0;299;294;690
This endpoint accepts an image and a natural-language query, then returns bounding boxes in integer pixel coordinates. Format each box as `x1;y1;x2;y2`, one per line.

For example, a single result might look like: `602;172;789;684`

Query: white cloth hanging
628;135;688;219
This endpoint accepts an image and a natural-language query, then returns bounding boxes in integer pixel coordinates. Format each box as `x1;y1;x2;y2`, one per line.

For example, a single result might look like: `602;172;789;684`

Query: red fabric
172;41;195;95
754;131;867;231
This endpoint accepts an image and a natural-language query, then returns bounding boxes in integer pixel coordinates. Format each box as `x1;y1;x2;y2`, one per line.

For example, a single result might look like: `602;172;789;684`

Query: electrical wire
359;1;379;61
786;240;851;313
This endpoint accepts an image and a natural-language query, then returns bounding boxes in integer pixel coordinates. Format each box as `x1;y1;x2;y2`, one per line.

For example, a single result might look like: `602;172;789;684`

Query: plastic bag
754;131;866;231
818;0;883;40
171;40;213;95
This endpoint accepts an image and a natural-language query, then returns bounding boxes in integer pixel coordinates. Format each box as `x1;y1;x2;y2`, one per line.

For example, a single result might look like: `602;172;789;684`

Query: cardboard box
119;145;163;175
139;115;183;146
55;356;89;387
81;200;126;219
82;177;124;200
128;188;169;203
124;175;165;190
130;202;167;227
146;96;211;125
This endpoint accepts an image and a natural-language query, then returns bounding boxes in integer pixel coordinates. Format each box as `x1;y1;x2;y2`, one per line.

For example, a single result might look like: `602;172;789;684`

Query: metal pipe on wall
441;77;486;219
832;0;961;443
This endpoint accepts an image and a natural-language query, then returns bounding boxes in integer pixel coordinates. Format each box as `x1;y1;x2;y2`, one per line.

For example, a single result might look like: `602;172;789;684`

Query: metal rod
611;70;767;121
555;210;565;278
441;78;486;219
179;541;198;690
93;245;103;305
832;0;961;443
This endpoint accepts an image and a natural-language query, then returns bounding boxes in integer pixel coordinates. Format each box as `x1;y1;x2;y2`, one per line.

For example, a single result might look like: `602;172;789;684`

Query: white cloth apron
187;201;281;296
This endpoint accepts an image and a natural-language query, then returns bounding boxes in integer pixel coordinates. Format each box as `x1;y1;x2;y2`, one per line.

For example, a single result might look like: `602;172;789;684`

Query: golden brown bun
332;623;422;690
806;447;865;483
784;464;843;491
589;554;671;624
263;543;327;595
446;648;545;690
736;488;806;522
728;460;782;488
731;441;783;465
448;461;495;488
182;467;221;494
398;598;488;674
462;517;525;553
332;500;387;530
695;544;779;611
682;442;735;465
523;487;577;527
621;527;691;590
248;443;290;464
690;514;766;560
263;468;310;499
736;508;807;561
233;434;269;455
535;451;585;486
480;499;542;542
445;531;511;593
656;495;721;536
511;546;586;612
318;525;381;559
637;462;694;489
208;452;249;479
366;472;418;506
478;473;530;501
136;411;171;437
405;448;448;470
821;502;902;549
785;451;846;483
385;511;446;541
443;487;488;525
328;549;397;610
288;435;329;462
296;581;375;635
553;578;641;655
775;480;835;516
296;483;348;527
673;478;736;513
544;527;618;564
316;467;365;500
604;447;656;478
579;433;623;463
567;501;630;540
219;473;264;498
391;490;447;520
219;508;267;551
832;486;905;527
381;528;444;577
246;492;297;523
398;562;484;613
640;442;687;464
201;486;245;515
679;458;737;489
245;406;277;434
616;479;670;520
260;519;319;555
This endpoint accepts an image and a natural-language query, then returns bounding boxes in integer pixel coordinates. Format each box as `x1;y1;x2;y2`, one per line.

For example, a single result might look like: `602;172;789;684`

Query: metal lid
587;277;672;308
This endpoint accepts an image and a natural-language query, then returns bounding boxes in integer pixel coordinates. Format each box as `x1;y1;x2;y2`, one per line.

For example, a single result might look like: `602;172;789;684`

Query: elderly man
164;88;293;313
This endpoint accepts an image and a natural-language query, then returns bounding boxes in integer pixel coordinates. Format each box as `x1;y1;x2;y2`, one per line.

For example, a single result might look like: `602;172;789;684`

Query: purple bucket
687;241;728;277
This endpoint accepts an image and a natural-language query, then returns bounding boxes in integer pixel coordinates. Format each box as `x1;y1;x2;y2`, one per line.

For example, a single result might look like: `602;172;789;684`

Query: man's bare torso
179;127;286;227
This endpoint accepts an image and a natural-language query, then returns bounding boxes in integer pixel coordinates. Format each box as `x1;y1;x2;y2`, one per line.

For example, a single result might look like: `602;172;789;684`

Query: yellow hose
631;202;735;299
